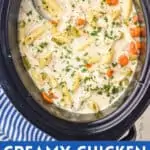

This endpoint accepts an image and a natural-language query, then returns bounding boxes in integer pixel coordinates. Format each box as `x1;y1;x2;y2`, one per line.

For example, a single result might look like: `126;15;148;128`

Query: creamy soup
18;0;146;114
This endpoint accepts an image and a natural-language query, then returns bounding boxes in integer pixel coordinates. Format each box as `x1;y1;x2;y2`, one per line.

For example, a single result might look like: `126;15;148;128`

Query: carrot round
106;0;118;5
133;13;143;23
76;18;86;26
118;55;129;67
106;69;114;78
136;41;145;49
130;42;136;49
129;42;139;55
85;63;93;69
136;41;146;54
130;27;146;37
41;92;53;103
141;27;146;37
50;20;58;25
130;27;141;37
133;15;139;23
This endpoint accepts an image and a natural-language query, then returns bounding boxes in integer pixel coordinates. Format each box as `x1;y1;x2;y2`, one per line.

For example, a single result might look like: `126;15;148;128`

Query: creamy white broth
18;0;142;114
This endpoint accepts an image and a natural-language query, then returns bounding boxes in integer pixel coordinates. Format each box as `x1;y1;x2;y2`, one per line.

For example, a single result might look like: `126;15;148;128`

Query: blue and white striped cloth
0;85;55;141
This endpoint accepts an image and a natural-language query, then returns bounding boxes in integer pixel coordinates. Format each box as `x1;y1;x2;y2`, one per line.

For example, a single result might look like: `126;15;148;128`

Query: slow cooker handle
120;125;137;141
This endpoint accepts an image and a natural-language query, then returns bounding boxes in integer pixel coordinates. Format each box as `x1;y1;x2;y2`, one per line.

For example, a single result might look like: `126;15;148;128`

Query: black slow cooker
0;0;150;140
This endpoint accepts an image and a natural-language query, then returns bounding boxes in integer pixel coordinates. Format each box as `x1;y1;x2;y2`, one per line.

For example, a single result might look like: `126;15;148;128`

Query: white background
136;106;150;140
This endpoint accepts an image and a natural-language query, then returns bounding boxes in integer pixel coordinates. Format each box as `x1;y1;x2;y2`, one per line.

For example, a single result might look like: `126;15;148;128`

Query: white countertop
136;106;150;140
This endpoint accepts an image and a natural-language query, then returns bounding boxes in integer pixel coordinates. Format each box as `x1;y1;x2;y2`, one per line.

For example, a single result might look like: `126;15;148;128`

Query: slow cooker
0;0;150;140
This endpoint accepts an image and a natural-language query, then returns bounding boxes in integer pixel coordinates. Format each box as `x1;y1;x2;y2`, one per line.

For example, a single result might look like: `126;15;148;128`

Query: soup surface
18;0;145;114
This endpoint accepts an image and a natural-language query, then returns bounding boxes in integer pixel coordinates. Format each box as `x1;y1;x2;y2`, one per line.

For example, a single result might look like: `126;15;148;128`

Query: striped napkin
0;85;55;141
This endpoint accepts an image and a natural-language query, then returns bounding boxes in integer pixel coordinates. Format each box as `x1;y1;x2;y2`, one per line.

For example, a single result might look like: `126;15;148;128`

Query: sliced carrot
130;27;141;37
130;27;146;37
118;55;129;67
129;47;139;56
136;41;146;54
106;69;114;78
133;15;139;23
85;63;93;69
106;0;118;5
76;18;86;26
133;13;143;23
129;42;139;55
140;27;146;37
136;41;141;49
130;42;136;49
50;20;58;25
136;41;145;49
138;13;144;22
41;92;53;103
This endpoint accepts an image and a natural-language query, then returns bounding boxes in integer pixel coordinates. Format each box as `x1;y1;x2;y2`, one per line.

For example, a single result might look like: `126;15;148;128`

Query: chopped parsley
27;11;32;16
81;68;87;72
39;42;48;49
76;57;81;62
90;27;102;36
